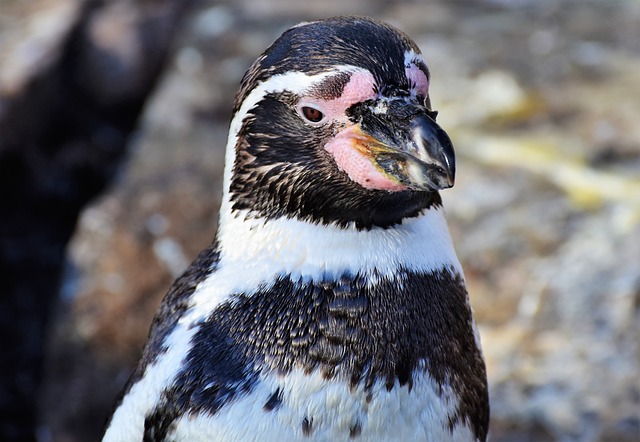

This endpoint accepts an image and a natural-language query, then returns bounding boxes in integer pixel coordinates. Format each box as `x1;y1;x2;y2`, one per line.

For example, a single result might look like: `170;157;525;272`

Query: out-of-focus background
1;0;638;441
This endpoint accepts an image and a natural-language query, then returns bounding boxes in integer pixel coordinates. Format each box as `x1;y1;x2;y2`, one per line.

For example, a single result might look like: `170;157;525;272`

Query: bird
102;16;489;442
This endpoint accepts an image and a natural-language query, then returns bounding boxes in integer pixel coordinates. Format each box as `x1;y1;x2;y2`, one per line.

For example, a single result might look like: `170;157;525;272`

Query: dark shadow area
0;1;195;440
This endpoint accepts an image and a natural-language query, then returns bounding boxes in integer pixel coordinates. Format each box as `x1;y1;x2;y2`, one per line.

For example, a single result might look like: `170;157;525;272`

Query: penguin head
226;17;455;229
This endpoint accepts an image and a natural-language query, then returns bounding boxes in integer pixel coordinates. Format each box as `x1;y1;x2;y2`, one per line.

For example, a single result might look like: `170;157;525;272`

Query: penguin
103;16;489;442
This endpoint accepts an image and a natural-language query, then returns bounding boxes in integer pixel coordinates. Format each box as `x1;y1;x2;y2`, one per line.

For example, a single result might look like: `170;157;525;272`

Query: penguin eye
301;106;324;123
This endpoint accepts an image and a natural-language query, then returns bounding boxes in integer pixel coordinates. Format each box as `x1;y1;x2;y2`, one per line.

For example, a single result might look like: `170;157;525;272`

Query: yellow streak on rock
456;132;640;214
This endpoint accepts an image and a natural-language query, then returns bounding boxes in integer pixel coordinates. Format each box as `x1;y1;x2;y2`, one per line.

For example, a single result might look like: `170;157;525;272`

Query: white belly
169;367;476;442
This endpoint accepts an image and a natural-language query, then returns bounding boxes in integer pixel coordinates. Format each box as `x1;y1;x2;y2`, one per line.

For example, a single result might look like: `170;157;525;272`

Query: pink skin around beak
325;125;409;191
306;64;451;192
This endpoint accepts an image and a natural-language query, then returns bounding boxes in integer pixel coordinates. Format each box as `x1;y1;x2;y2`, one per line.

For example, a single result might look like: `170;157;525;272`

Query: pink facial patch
298;70;377;122
405;65;429;97
325;126;407;192
340;70;378;107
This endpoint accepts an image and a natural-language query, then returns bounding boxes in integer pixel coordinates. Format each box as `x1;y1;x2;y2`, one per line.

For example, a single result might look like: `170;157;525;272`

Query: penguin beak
348;98;456;191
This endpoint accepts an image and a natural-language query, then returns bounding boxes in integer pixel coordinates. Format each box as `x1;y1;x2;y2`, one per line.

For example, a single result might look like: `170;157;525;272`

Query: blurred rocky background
0;0;638;441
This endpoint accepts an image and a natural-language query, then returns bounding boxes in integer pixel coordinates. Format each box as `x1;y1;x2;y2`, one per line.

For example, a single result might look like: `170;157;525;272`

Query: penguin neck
215;196;463;283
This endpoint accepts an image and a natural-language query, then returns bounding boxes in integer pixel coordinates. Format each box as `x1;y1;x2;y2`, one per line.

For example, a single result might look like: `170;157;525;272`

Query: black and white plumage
103;16;489;441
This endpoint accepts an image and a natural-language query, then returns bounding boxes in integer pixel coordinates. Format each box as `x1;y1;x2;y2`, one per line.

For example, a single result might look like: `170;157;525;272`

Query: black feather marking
302;416;313;436
349;420;362;438
263;388;283;412
310;72;353;99
308;339;345;366
144;396;179;442
318;316;360;344
144;269;489;441
328;296;368;317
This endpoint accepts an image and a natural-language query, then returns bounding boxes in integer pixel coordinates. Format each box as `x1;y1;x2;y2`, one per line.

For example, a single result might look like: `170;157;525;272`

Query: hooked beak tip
443;170;455;188
410;115;456;191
